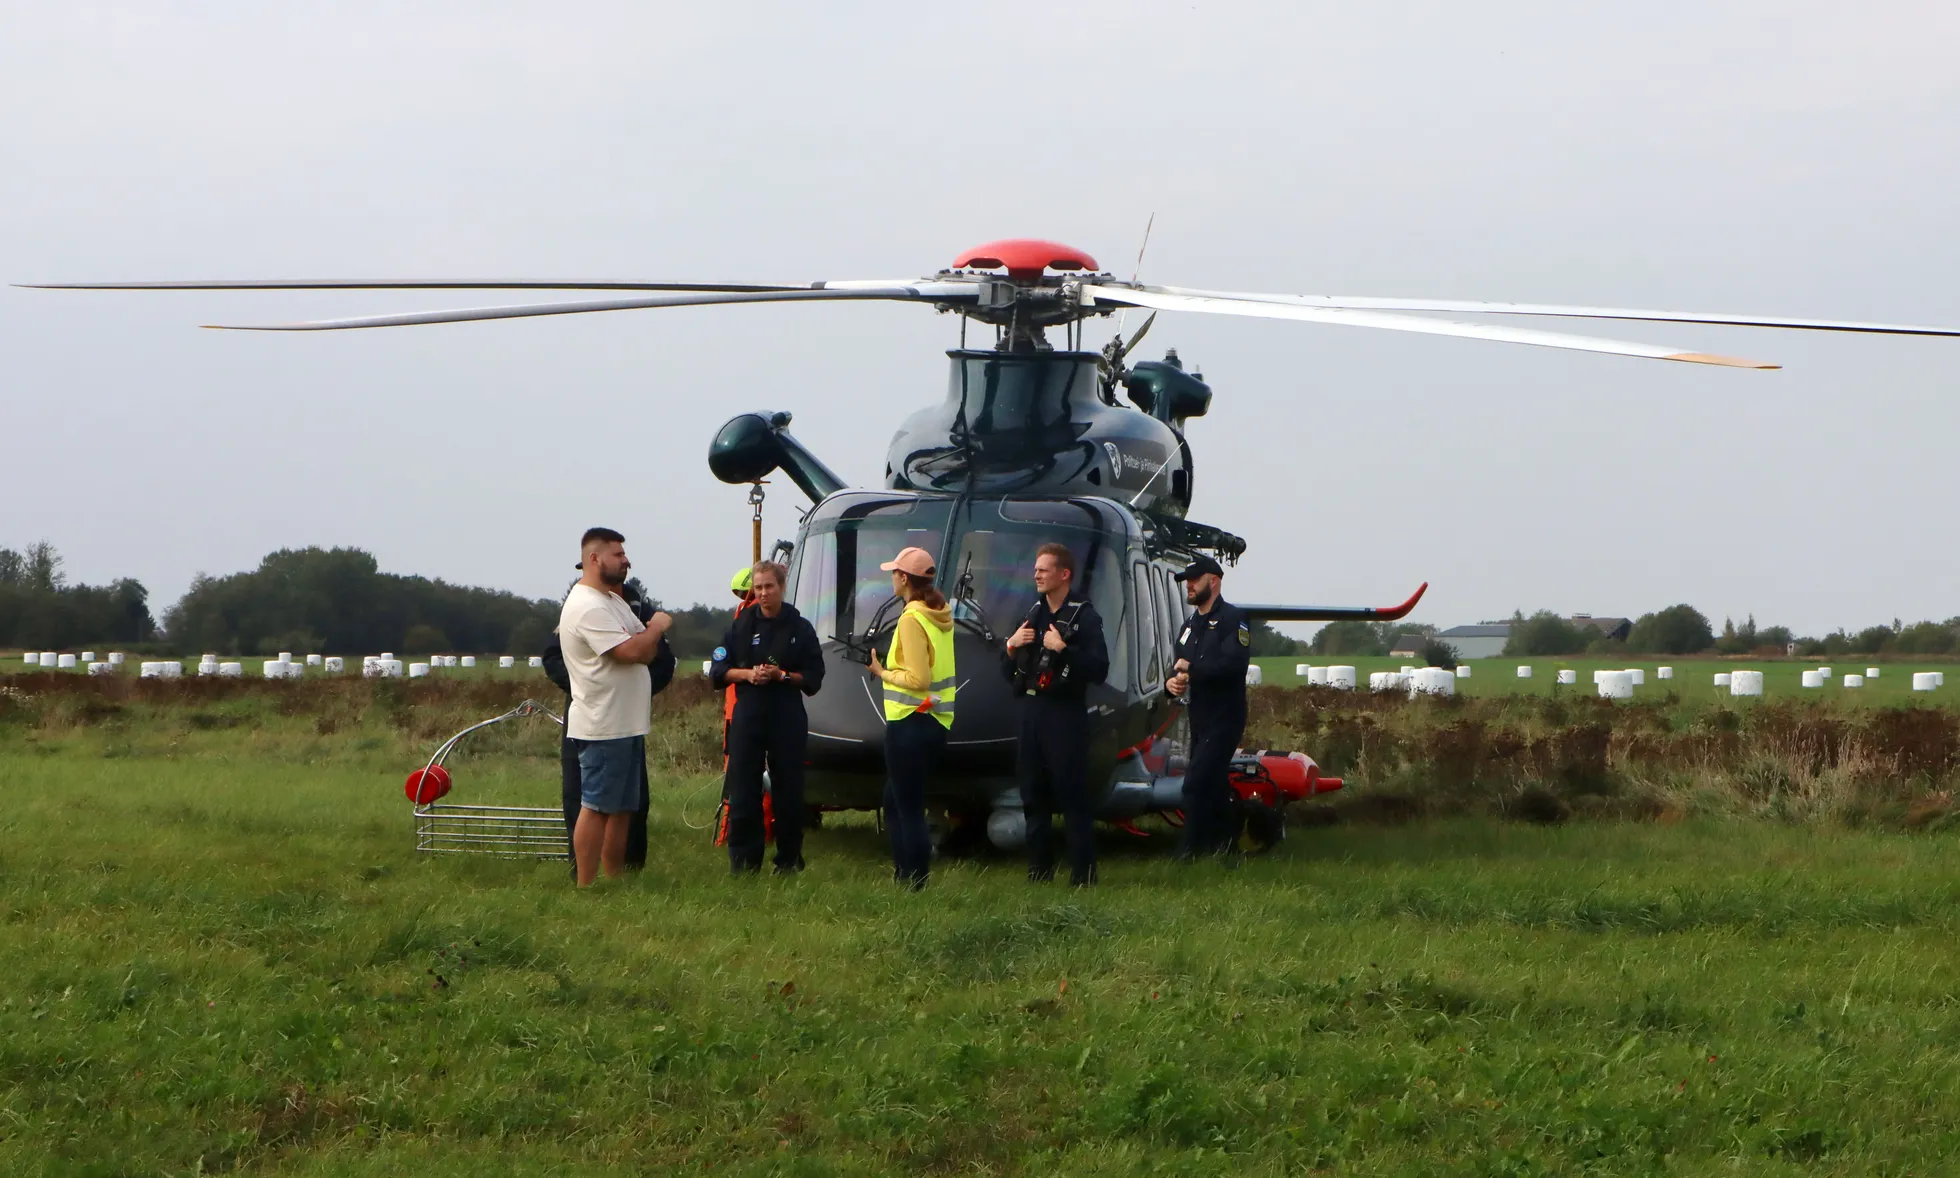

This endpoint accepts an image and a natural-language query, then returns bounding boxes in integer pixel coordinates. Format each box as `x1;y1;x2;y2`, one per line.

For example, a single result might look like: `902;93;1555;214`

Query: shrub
1627;604;1714;655
1504;611;1590;656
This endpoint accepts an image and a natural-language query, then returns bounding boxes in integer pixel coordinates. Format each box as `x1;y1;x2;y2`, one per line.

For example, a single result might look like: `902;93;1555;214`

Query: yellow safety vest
882;604;956;729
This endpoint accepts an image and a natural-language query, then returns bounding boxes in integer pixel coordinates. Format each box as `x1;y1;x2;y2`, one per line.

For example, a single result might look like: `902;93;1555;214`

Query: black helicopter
25;239;1960;847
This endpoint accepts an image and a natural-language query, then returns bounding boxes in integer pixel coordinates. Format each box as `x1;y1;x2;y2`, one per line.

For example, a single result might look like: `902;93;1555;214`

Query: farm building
1387;632;1431;658
1570;614;1632;642
1436;624;1512;659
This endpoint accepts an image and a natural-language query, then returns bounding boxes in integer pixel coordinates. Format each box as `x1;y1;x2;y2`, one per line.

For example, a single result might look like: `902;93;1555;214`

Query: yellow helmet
730;566;754;594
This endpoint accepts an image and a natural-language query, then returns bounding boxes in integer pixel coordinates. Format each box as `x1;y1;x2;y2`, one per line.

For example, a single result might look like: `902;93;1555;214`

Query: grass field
6;679;1960;1173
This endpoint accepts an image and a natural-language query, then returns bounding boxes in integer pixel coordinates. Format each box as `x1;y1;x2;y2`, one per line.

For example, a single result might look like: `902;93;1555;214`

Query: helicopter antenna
1113;212;1156;340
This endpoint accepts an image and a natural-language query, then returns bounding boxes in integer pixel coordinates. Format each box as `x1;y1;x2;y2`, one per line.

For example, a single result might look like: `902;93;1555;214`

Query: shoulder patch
1237;625;1250;647
712;646;727;661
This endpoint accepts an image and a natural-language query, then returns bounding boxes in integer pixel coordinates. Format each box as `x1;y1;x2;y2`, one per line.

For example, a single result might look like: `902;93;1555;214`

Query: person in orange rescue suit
710;561;824;874
722;565;756;743
867;546;956;890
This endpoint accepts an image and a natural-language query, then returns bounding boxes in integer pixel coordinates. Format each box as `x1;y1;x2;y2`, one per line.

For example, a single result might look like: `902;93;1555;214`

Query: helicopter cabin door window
1134;561;1163;689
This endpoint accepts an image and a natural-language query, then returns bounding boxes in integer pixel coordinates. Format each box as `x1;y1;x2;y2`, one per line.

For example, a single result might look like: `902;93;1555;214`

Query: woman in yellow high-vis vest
868;546;955;889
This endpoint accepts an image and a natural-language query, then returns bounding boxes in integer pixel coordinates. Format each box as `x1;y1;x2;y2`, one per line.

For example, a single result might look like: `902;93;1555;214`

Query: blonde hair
751;561;787;588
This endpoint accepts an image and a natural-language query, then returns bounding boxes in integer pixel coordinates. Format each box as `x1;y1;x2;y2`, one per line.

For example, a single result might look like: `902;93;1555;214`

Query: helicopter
24;238;1960;850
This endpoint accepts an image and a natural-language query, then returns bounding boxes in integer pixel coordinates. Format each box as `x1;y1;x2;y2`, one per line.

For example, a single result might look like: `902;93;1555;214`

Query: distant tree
0;542;155;648
1756;625;1794;653
1247;619;1307;657
1894;620;1959;655
1627;604;1714;655
1418;638;1459;670
1309;620;1384;656
506;615;552;658
161;546;555;655
1503;610;1590;656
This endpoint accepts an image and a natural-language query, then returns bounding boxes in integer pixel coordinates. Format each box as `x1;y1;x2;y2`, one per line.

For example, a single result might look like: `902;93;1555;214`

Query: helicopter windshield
789;494;1133;689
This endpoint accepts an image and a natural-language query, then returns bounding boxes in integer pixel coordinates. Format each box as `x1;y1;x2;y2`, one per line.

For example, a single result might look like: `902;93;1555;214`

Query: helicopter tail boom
1238;581;1427;623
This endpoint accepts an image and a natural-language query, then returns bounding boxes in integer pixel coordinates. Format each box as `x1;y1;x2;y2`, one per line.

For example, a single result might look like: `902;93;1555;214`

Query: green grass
8;688;1960;1173
1253;655;1958;705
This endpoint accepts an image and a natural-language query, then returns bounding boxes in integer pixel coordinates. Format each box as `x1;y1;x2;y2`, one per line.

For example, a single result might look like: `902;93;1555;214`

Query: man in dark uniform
710;561;826;875
542;575;675;873
1165;554;1250;859
1002;542;1110;886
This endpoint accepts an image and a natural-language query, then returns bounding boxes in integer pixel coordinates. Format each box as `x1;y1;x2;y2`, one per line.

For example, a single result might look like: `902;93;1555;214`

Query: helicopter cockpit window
790;497;952;648
948;507;1133;692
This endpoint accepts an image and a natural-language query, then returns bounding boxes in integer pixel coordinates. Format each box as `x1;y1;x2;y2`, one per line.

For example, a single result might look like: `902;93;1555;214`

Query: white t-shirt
558;583;652;740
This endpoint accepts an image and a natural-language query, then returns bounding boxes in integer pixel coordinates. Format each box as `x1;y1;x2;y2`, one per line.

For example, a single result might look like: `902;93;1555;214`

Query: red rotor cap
953;239;1099;279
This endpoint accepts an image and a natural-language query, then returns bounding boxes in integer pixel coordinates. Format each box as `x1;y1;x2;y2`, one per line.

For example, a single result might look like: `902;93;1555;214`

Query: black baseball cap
1173;555;1223;581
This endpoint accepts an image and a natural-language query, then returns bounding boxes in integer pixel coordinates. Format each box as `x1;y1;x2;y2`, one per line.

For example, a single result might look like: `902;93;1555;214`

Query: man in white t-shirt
559;526;672;886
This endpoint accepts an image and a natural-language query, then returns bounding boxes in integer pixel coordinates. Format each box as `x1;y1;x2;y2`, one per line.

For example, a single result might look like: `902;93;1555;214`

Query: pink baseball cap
878;547;936;577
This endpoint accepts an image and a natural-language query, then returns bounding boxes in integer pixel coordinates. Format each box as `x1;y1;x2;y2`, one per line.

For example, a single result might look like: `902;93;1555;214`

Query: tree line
5;542;1955;662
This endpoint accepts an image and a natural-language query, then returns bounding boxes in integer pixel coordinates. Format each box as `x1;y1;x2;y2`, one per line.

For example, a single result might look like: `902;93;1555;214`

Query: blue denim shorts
574;735;646;814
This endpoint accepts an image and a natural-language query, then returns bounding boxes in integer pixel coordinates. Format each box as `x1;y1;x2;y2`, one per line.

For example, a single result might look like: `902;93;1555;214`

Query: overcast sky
4;2;1957;638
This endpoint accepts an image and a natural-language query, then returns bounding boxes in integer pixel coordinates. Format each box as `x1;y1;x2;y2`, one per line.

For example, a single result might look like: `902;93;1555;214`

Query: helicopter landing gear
1237;797;1286;855
983;807;1027;852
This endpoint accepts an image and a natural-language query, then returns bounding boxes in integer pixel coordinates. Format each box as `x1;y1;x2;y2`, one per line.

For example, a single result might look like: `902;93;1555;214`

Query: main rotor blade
195;283;974;331
1150;286;1960;339
16;278;810;293
1086;285;1775;368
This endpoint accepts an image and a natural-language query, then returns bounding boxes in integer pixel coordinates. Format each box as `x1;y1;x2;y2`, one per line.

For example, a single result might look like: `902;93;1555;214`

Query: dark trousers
560;735;649;874
725;699;808;872
1019;701;1096;884
884;712;945;886
1178;713;1244;858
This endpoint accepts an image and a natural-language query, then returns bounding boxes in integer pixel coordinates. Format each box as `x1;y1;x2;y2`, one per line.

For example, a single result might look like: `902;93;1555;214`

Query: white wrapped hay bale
499;655;515;669
107;652;124;666
1294;664;1311;678
198;660;217;676
1409;667;1455;697
87;661;112;676
56;653;77;669
1818;666;1832;679
528;656;544;669
80;650;95;662
1328;666;1356;690
323;656;344;673
1730;670;1764;697
1936;673;1946;687
379;659;404;678
1801;670;1824;688
701;660;713;676
1843;674;1864;688
162;662;183;678
361;656;381;678
1399;665;1415;674
1517;665;1532;678
1866;667;1881;679
263;660;287;679
1627;669;1645;685
306;654;323;667
460;655;476;668
1657;666;1673;680
1246;665;1263;685
409;662;430;678
218;662;242;677
1592;669;1607;685
1556;669;1577;685
1913;672;1940;691
39;652;57;669
138;661;161;678
22;652;37;665
1307;666;1330;686
1597;670;1634;699
277;651;293;664
1714;673;1731;687
1368;671;1390;692
1455;665;1472;679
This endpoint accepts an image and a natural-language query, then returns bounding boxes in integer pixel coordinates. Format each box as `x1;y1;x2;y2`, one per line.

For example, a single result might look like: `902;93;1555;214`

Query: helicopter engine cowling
886;350;1196;516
